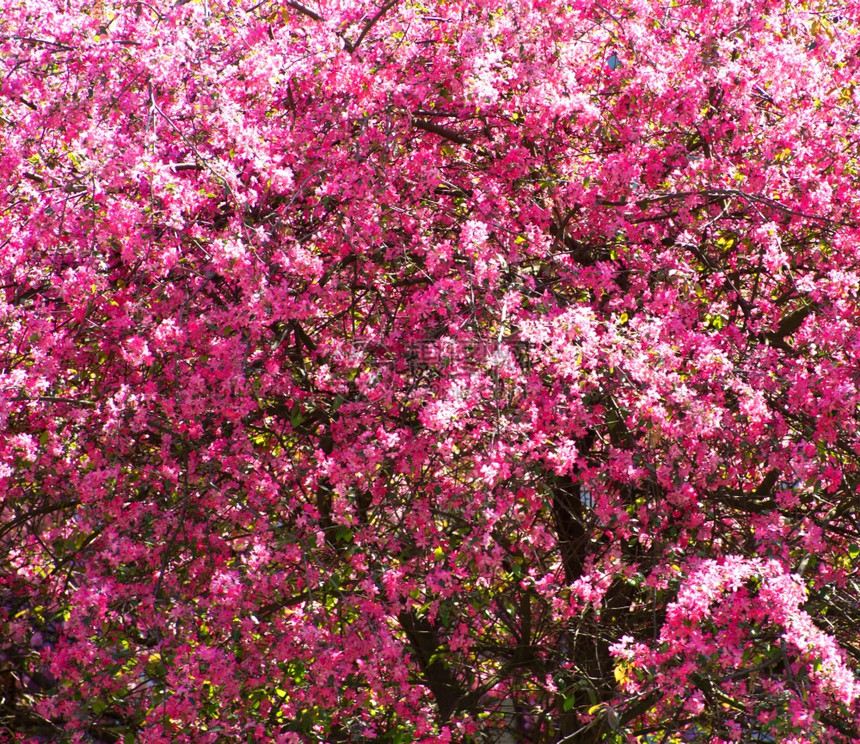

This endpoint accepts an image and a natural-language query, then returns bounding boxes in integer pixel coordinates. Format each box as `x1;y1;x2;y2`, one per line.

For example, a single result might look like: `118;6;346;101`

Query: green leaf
91;698;107;714
563;693;577;712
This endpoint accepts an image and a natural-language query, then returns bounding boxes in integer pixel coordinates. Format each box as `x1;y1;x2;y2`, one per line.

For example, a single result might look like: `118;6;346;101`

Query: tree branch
346;0;398;53
414;118;473;146
285;0;323;22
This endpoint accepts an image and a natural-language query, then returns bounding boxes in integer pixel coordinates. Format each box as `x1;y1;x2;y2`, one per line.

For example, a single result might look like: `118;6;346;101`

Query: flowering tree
2;0;860;742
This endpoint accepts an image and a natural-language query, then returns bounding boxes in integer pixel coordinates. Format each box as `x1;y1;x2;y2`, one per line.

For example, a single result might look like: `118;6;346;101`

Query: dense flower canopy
2;0;860;742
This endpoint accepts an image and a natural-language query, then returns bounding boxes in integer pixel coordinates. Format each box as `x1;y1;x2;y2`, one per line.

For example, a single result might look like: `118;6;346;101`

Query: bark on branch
414;119;473;146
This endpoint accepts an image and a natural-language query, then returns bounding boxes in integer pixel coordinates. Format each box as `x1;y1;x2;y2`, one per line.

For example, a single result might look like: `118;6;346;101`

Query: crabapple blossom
2;0;860;742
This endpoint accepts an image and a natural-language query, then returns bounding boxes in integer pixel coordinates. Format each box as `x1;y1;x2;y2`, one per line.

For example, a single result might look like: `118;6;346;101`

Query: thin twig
148;84;235;201
2;35;75;52
345;0;398;53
